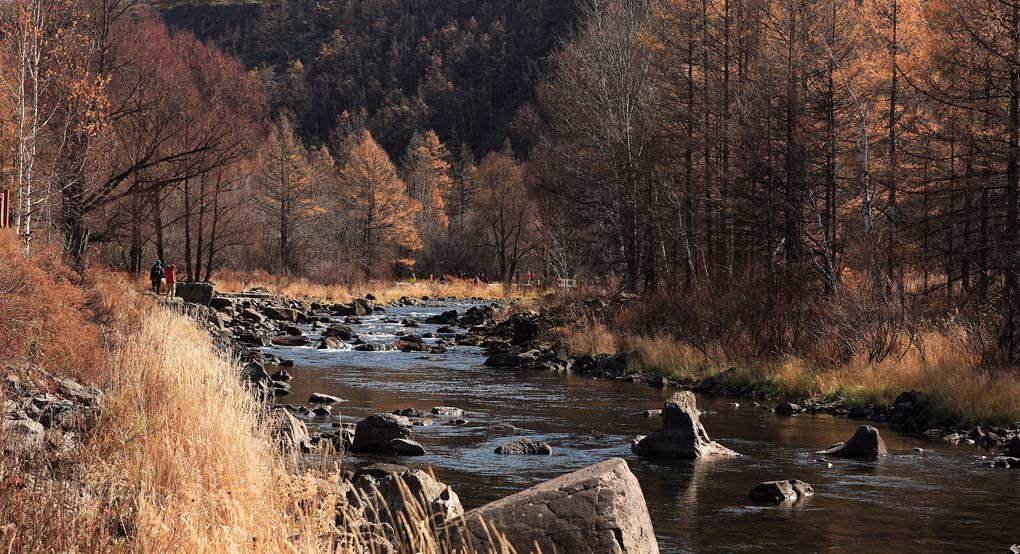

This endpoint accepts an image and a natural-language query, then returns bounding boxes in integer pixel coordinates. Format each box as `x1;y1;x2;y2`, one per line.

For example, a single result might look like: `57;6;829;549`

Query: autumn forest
3;0;1020;367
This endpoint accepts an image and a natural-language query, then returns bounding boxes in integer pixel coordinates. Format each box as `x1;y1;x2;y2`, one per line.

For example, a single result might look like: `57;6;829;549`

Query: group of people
149;259;178;298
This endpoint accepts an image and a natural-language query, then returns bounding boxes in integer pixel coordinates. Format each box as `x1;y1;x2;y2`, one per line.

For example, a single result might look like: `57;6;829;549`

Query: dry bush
0;231;103;381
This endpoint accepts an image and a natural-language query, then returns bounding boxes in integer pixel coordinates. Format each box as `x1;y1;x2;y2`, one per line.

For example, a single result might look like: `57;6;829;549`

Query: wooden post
0;188;9;229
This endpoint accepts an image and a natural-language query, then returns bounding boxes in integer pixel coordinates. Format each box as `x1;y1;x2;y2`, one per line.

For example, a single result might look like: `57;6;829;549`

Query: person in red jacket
164;263;177;298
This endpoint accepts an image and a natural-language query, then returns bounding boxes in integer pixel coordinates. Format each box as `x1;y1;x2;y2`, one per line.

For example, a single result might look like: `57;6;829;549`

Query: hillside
156;0;578;157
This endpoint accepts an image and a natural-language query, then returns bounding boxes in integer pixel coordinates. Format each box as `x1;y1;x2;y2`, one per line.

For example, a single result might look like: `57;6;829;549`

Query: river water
267;302;1020;553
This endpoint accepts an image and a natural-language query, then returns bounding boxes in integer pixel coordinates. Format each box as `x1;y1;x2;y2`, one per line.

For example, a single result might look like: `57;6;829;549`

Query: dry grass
0;241;512;553
558;321;1020;426
210;269;546;303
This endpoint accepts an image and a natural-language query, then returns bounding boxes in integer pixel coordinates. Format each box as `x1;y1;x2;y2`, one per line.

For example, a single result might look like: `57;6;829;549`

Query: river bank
213;291;1020;553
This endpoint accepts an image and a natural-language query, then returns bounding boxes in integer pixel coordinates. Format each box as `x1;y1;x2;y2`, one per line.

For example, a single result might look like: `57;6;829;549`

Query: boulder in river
381;438;427;456
272;335;310;347
309;392;344;404
318;336;345;350
494;437;553;455
631;391;739;459
749;480;814;505
263;305;301;322
1004;436;1020;457
450;457;659;554
324;324;356;340
353;413;415;453
775;402;803;416
817;425;887;459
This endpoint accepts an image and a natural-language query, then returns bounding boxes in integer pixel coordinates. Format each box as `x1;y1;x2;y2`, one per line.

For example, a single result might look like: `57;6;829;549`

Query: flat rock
309;392;344;404
272;335;310;347
451;458;659;554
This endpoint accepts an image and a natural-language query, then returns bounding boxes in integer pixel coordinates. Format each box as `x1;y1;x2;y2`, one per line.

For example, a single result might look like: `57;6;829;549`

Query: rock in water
272;335;310;347
749;480;814;505
817;425;887;459
450;458;659;554
494;437;553;455
631;391;739;458
309;392;344;404
431;406;465;417
1004;436;1020;457
381;438;427;456
352;413;415;453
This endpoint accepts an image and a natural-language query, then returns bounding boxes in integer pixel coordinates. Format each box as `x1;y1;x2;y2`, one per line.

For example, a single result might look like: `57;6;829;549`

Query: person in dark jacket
149;260;164;294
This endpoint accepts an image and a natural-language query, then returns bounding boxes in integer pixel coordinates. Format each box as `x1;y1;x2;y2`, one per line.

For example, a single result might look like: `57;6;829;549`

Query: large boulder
352;467;463;528
263;305;301;322
1;419;45;452
494;437;553;455
817;425;887;459
324;324;356;340
749;480;814;505
352;413;415;453
270;409;312;454
175;282;215;306
451;458;659;554
631;391;739;458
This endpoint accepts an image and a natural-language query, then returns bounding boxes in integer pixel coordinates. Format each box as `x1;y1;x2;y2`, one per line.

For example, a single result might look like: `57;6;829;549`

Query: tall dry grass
0;240;513;553
210;269;546;303
557;313;1020;426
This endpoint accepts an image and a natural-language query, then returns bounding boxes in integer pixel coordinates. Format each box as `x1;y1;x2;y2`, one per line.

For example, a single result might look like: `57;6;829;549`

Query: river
267;301;1020;553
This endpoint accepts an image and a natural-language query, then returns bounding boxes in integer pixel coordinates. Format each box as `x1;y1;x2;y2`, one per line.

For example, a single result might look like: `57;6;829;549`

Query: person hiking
149;260;164;294
164;262;177;298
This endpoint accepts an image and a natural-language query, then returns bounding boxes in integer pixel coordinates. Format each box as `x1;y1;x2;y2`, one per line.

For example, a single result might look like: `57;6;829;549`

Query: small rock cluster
0;370;103;455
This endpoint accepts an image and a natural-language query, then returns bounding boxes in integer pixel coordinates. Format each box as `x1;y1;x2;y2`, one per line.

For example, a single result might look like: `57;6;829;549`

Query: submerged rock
817;425;887;459
430;406;464;417
749;480;814;505
450;458;659;554
632;391;739;458
494;437;553;455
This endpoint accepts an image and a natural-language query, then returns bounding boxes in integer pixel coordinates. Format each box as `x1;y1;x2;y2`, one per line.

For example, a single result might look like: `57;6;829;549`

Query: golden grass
210;269;547;303
557;322;1020;425
1;278;511;552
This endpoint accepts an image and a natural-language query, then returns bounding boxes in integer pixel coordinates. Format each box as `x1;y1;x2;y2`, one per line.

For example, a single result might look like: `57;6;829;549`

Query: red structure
0;188;9;229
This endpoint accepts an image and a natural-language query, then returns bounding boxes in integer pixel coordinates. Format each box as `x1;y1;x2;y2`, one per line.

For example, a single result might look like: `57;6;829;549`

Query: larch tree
336;129;421;276
401;129;453;233
254;116;318;274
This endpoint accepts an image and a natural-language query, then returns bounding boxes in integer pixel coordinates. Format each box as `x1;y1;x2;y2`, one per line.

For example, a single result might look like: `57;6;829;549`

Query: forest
2;0;1020;367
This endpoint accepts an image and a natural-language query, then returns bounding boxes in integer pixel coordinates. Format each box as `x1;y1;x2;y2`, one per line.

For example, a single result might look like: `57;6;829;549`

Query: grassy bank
210;269;546;303
0;235;506;553
555;315;1020;428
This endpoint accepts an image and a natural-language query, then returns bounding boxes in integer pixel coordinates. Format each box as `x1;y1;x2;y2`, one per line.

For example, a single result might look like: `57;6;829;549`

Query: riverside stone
632;391;739;458
451;458;659;554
